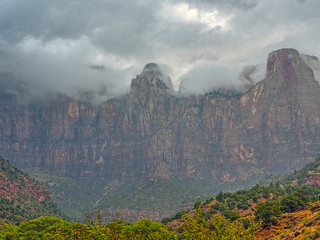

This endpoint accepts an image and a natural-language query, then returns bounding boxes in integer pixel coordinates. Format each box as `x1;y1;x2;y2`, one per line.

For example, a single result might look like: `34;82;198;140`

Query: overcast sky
0;0;319;100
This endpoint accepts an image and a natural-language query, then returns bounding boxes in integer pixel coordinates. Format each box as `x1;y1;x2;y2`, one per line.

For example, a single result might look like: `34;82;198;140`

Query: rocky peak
263;48;318;97
266;48;301;78
130;63;174;98
142;63;163;76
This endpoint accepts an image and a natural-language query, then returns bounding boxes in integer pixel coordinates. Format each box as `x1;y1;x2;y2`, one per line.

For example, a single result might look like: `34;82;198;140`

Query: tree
280;194;305;213
255;200;281;227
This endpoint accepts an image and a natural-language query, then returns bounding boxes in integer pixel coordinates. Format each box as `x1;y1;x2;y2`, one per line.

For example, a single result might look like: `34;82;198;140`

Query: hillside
0;157;69;225
265;157;320;186
1;48;320;221
2;158;320;239
255;203;320;239
164;157;320;239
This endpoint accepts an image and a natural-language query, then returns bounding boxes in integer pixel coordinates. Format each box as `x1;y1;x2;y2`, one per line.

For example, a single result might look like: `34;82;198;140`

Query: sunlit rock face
0;48;320;183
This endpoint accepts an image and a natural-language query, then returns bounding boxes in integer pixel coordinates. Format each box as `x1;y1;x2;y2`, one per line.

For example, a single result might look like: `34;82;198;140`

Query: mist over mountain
1;0;320;103
1;48;320;221
0;56;265;103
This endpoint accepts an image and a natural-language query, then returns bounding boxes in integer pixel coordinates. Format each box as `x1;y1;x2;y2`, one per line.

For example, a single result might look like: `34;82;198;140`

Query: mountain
1;48;320;221
0;156;68;225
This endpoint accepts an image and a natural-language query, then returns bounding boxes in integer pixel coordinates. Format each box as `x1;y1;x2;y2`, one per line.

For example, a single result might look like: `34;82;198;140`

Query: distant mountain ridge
1;48;320;221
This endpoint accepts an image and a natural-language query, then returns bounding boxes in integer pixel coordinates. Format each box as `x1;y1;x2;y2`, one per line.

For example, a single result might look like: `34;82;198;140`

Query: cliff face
1;49;320;183
240;49;320;172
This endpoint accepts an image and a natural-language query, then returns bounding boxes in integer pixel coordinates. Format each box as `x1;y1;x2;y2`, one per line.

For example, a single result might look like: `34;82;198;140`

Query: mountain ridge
1;48;320;220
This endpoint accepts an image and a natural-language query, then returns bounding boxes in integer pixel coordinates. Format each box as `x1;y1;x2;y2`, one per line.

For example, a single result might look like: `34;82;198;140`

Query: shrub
255;200;281;226
280;194;305;213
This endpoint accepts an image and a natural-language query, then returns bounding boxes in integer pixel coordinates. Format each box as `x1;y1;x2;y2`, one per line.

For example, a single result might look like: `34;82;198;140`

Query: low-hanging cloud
90;65;106;71
0;0;320;101
239;65;256;87
238;64;266;91
0;35;134;103
178;62;243;95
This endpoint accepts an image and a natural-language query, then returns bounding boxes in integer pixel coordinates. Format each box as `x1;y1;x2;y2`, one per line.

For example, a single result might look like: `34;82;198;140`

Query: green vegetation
174;184;319;225
3;158;320;238
265;157;320;186
161;210;189;224
96;177;201;213
0;215;176;240
175;208;257;239
254;189;311;227
0;196;66;226
0;211;258;239
162;158;320;234
24;167;111;220
255;200;281;226
25;164;268;222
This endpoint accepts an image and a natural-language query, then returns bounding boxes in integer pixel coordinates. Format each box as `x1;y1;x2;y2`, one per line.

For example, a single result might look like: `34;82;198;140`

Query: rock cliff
1;48;320;220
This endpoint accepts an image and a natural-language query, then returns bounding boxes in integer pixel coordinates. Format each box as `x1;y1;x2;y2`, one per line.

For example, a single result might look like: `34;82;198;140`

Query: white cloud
158;2;230;31
1;0;320;98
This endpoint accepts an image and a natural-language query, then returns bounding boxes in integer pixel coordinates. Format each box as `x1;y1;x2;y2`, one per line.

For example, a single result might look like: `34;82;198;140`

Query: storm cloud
0;0;320;101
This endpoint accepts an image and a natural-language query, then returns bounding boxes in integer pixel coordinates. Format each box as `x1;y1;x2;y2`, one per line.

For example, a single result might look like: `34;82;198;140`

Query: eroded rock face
0;49;320;184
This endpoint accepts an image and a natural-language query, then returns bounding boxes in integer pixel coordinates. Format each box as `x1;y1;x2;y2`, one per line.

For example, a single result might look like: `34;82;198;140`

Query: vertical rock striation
0;48;320;193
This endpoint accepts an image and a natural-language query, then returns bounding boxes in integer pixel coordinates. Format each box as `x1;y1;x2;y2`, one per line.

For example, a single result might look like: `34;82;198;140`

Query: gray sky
0;0;319;100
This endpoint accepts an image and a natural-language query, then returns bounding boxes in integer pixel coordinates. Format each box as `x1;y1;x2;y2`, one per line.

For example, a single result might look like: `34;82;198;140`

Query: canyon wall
1;49;320;185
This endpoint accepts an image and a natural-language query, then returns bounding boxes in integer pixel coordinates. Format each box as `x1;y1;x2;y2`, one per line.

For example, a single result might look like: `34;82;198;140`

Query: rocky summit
1;48;320;220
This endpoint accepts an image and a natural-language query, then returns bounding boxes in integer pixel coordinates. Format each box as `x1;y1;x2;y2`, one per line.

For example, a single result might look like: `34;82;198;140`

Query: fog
1;0;320;102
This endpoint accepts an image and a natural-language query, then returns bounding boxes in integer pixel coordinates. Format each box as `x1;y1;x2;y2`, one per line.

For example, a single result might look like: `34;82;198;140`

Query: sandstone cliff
1;48;320;220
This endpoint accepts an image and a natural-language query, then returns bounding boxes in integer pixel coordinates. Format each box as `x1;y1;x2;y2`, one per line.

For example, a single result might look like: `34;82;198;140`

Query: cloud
238;64;266;91
0;0;320;100
90;65;106;71
0;35;133;102
158;2;230;31
178;62;243;95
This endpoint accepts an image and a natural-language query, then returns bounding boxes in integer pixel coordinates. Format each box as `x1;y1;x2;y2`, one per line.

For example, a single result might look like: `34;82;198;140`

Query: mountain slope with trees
0;156;69;225
2;158;320;238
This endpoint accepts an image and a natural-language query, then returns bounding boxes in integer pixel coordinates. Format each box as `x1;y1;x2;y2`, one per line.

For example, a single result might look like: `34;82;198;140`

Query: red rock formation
0;48;320;187
0;158;50;202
